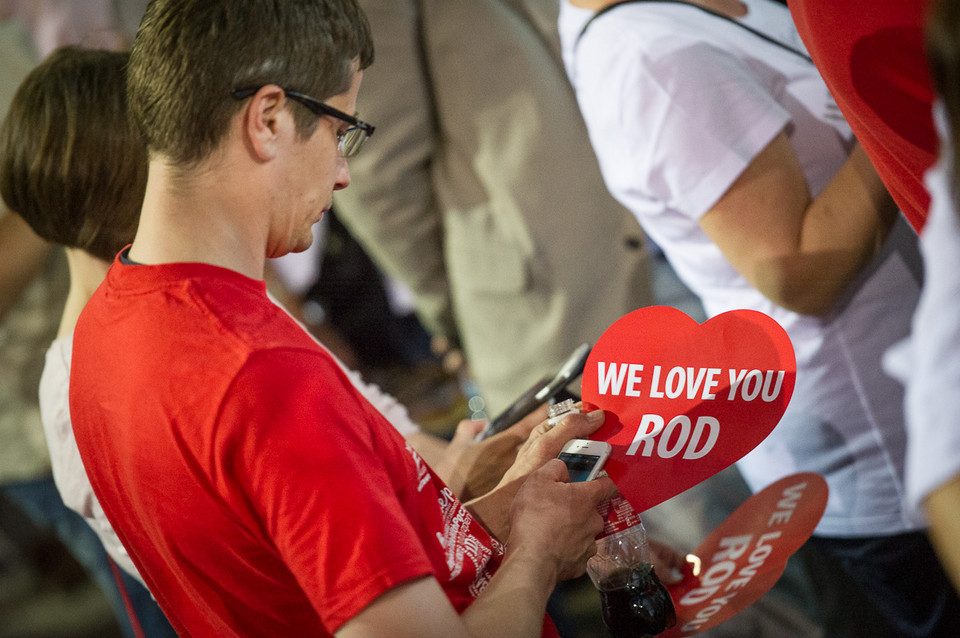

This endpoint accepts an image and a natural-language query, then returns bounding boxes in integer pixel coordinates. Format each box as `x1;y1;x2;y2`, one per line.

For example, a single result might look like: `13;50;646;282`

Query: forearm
464;459;614;636
464;478;522;542
704;134;900;316
335;560;556;638
459;551;557;638
761;143;898;314
924;474;960;593
339;450;613;638
406;432;449;474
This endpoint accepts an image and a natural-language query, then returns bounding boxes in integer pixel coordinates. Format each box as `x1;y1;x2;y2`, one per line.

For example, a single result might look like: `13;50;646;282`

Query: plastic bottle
545;399;676;636
588;495;677;637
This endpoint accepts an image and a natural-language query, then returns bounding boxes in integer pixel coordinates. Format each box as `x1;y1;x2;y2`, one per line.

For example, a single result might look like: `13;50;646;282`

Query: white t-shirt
561;0;924;536
39;309;420;583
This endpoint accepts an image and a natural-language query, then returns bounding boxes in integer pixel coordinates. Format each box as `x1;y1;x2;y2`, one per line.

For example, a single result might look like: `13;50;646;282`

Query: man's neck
128;158;268;281
60;248;111;338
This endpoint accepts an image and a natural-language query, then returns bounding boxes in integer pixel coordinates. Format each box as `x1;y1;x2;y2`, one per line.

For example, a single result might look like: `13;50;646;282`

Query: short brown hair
128;0;375;167
0;47;147;261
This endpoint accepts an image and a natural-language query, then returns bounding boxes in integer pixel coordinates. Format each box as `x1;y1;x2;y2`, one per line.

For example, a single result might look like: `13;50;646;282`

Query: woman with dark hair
0;45;174;638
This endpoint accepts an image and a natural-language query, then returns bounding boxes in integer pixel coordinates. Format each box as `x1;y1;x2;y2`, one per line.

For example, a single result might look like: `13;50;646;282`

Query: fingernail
587;409;605;422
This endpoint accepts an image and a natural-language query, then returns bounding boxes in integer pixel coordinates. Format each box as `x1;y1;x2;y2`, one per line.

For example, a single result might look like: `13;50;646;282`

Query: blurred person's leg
807;533;960;638
114;560;179;638
1;477;177;638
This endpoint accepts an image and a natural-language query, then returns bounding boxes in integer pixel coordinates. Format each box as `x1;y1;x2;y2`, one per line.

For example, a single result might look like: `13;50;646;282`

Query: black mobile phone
475;343;591;441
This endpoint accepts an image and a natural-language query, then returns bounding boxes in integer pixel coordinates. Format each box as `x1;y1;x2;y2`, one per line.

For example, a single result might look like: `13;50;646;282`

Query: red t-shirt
70;259;536;636
789;0;936;232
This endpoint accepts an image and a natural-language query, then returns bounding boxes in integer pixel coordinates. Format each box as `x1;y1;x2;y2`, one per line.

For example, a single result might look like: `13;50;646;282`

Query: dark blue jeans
806;532;960;638
2;477;177;638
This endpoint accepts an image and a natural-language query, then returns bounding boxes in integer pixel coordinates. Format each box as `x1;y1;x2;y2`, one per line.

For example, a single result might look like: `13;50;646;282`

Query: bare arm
699;133;898;316
924;474;960;593
337;459;615;638
337;409;616;637
334;538;557;638
0;212;52;321
335;578;470;638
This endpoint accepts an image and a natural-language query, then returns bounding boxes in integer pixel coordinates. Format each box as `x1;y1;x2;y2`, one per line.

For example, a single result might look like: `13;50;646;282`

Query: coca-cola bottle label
597;492;642;538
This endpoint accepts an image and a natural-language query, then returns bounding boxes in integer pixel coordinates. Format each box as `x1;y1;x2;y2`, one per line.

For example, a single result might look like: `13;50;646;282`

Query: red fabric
70;258;539;636
788;0;937;232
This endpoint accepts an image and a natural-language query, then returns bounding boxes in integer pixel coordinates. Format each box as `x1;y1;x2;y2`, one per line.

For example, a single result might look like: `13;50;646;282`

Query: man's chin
289;237;314;255
290;233;313;253
266;238;313;260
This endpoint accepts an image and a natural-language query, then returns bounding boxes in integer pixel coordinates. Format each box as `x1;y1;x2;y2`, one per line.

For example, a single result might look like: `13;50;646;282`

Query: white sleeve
40;337;147;585
904;116;960;514
336;364;420;437
574;20;789;218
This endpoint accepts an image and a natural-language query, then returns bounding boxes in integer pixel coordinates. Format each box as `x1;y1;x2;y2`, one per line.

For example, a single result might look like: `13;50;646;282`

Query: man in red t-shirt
788;0;936;232
68;1;616;636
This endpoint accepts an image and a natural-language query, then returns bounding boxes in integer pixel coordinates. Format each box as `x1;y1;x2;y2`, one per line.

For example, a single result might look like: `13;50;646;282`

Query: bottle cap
547;398;577;422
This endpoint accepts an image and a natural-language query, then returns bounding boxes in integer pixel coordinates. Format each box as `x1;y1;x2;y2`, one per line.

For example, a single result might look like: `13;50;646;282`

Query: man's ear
242;85;287;161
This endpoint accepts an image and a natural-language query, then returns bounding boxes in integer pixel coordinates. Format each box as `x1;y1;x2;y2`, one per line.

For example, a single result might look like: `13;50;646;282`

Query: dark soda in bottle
598;563;677;637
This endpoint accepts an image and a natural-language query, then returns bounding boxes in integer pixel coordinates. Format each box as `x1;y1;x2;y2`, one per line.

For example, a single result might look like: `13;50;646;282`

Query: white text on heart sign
595;363;787;459
676;480;810;632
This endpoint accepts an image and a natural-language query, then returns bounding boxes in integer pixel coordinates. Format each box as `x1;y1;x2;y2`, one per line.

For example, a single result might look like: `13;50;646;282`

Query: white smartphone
558;439;612;482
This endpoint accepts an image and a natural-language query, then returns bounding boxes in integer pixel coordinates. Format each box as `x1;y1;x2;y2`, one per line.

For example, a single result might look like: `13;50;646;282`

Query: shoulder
225;345;387;450
572;5;751;101
575;5;672;62
578;2;724;51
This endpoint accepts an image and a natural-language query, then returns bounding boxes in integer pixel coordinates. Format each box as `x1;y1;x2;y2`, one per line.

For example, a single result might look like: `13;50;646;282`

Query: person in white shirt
560;0;960;635
900;0;960;593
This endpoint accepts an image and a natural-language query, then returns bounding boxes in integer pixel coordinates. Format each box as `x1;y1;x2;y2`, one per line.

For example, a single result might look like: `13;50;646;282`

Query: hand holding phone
558;439;612;482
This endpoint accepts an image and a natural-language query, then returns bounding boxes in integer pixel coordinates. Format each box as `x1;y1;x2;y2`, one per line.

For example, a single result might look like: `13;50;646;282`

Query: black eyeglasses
232;87;375;158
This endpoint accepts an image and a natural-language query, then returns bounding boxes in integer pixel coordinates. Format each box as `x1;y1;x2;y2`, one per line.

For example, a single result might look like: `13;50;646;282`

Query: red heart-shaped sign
663;472;828;636
581;306;795;513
